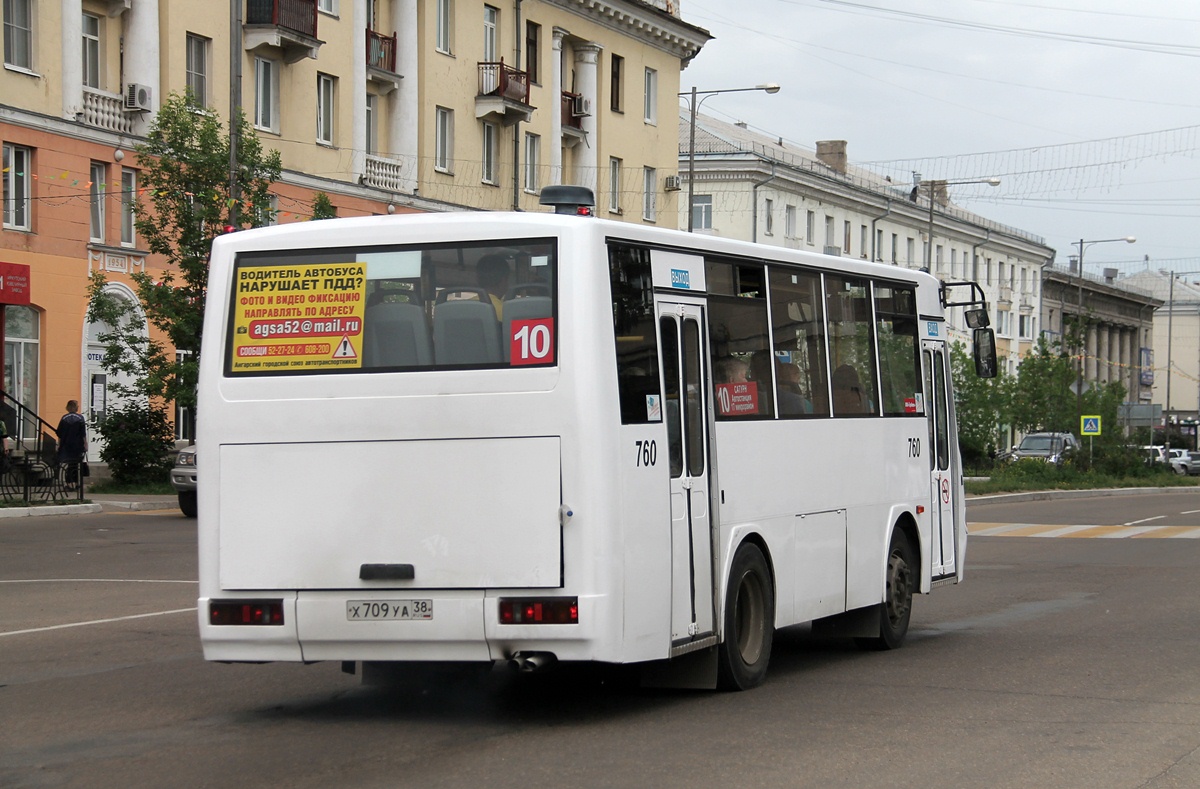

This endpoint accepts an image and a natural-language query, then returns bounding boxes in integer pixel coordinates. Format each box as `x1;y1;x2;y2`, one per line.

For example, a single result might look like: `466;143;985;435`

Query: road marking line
1181;509;1200;515
1131;527;1200;539
0;607;196;638
1124;516;1165;526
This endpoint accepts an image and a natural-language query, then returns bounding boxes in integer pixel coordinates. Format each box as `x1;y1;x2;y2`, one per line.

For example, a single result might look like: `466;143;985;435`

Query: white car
170;445;197;517
1168;448;1196;476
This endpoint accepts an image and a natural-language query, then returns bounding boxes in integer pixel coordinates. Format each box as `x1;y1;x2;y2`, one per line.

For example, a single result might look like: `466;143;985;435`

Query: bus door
923;341;958;579
657;300;716;644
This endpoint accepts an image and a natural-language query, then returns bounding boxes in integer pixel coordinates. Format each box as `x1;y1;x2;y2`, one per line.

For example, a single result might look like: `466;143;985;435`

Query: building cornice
544;0;712;59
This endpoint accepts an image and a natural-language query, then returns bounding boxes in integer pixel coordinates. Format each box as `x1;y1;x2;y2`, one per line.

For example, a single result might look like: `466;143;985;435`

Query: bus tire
178;491;197;518
857;528;914;651
717;542;774;691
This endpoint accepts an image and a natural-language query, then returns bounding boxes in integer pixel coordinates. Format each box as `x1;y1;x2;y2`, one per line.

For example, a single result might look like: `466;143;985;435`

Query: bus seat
363;302;432;367
501;296;552;361
433;289;501;365
503;283;551;299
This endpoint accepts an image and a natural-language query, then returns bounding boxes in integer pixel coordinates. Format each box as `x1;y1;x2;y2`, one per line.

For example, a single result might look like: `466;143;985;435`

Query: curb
0;503;104;518
96;500;180;513
968;486;1193;504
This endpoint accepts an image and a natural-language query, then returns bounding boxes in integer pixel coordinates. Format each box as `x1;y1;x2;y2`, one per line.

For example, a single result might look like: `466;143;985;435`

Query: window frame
434;106;454;174
316;72;336;146
365;93;377;155
610;54;623;112
185;33;209;107
254;56;280;133
481;120;498;185
608;157;622;215
120;168;137;247
641;166;656;222
2;142;31;231
3;0;33;71
435;0;453;53
483;5;498;62
89;161;106;243
764;198;774;236
643;67;657;125
81;12;101;89
523;131;540;193
692;194;713;231
525;21;540;84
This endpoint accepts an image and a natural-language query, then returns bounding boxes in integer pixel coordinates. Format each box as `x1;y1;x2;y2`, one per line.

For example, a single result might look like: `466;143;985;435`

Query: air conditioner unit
571;95;592;117
664;175;681;192
124;83;152;112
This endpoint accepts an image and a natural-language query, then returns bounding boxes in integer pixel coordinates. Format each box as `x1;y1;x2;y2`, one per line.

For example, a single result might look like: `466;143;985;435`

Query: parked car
171;445;197;518
1168;448;1197;476
1009;432;1080;465
1142;445;1170;469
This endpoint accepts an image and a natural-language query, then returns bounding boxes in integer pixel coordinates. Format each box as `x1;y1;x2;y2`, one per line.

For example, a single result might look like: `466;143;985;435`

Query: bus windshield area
225;238;557;375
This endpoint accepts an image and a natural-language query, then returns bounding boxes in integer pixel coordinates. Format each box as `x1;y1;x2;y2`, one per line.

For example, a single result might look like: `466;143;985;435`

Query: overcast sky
680;0;1200;276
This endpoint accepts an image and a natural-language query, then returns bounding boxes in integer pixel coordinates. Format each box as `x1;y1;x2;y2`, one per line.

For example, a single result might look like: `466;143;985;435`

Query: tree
310;191;338;220
949;341;1009;464
1007;337;1078;435
87;93;282;414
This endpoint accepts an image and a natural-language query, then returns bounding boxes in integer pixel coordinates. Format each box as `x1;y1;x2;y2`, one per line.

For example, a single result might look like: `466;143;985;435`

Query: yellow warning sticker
230;263;366;372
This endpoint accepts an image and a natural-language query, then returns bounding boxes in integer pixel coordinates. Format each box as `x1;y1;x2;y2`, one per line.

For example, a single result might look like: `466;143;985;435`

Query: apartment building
678;111;1055;371
0;0;709;455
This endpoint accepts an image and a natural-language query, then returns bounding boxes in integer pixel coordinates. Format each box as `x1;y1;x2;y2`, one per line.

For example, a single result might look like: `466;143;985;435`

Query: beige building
0;0;709;451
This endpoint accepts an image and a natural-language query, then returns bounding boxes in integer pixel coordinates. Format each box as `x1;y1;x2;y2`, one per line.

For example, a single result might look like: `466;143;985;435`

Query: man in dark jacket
56;400;88;487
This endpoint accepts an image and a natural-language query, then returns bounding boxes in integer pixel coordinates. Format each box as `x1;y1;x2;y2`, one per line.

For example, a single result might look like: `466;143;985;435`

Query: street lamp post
681;83;780;232
1072;236;1136;429
921;177;1000;271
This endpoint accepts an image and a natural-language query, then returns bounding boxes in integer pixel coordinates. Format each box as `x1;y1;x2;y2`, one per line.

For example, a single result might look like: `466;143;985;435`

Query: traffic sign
1081;415;1102;436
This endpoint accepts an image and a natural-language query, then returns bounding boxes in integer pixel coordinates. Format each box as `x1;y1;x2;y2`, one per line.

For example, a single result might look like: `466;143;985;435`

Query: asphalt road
1;504;1199;789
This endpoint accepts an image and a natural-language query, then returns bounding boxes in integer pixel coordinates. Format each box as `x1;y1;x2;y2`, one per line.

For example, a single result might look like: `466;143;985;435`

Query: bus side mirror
973;328;997;378
965;307;990;329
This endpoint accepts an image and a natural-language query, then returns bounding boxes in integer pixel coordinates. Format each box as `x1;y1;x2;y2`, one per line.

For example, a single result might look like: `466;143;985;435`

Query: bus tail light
498;597;578;624
209;600;284;626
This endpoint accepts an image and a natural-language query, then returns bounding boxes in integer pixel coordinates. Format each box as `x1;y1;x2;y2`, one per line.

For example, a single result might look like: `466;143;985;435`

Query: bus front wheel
717;542;774;691
857;529;914;651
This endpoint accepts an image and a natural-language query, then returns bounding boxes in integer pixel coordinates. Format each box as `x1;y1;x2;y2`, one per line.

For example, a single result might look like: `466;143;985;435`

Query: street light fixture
921;177;1001;270
1073;235;1137;429
681;83;781;232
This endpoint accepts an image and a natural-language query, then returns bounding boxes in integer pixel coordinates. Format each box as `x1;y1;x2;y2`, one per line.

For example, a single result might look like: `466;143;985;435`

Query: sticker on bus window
646;394;661;422
229;262;367;373
715;381;759;416
509;318;555;365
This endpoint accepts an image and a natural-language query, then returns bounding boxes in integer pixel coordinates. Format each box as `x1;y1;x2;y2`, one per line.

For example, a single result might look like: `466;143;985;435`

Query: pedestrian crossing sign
1081;415;1101;436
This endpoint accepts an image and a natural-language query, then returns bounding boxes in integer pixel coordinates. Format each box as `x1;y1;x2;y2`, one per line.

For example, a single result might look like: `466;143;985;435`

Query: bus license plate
346;600;433;621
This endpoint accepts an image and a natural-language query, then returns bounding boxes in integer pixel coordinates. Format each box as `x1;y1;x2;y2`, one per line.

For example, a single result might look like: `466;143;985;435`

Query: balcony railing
477;60;529;104
561;92;583;130
246;0;317;38
81;88;137;134
364;154;406;192
367;29;396;72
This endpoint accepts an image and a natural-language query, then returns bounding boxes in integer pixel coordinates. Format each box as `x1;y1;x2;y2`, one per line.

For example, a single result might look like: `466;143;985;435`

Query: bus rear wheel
717;542;774;691
857;529;914;651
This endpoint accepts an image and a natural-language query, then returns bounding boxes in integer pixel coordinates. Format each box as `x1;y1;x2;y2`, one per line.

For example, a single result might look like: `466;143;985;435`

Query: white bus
197;188;996;690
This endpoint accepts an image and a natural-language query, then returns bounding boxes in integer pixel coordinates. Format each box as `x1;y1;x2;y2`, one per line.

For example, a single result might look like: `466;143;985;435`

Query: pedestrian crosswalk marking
970;522;1200;539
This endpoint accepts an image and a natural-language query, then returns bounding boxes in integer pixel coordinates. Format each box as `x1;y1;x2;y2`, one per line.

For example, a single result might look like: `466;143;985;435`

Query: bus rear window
225;239;557;375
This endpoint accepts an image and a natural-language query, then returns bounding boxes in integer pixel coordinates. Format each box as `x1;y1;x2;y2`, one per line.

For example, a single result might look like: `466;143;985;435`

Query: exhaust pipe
507;651;557;672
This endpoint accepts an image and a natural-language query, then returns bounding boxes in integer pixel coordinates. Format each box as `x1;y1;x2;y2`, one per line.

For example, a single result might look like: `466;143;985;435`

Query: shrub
93;403;175;485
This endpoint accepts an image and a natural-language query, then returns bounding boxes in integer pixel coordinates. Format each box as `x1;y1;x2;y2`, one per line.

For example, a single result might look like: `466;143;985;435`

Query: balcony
475;60;533;125
80;88;137;134
366;28;401;94
244;0;322;64
363;154;407;192
560;92;586;148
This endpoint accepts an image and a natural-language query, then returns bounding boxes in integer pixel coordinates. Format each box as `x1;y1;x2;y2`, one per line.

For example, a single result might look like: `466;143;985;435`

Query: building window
860;224;868;258
784;205;796;238
82;13;100;89
435;107;453;173
525;21;540;84
610;54;623;112
436;0;452;53
4;305;39;439
317;73;336;145
186;33;209;106
89;162;105;242
805;210;815;244
843;220;851;254
3;0;33;70
317;0;336;14
254;57;279;133
524;132;540;192
643;68;657;124
763;198;774;235
1019;314;1035;340
608;157;622;214
481;121;498;184
2;143;31;230
365;93;377;155
642;166;656;222
906;237;915;265
824;215;834;248
692;195;713;231
891;233;898;263
483;5;498;62
120;168;136;246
